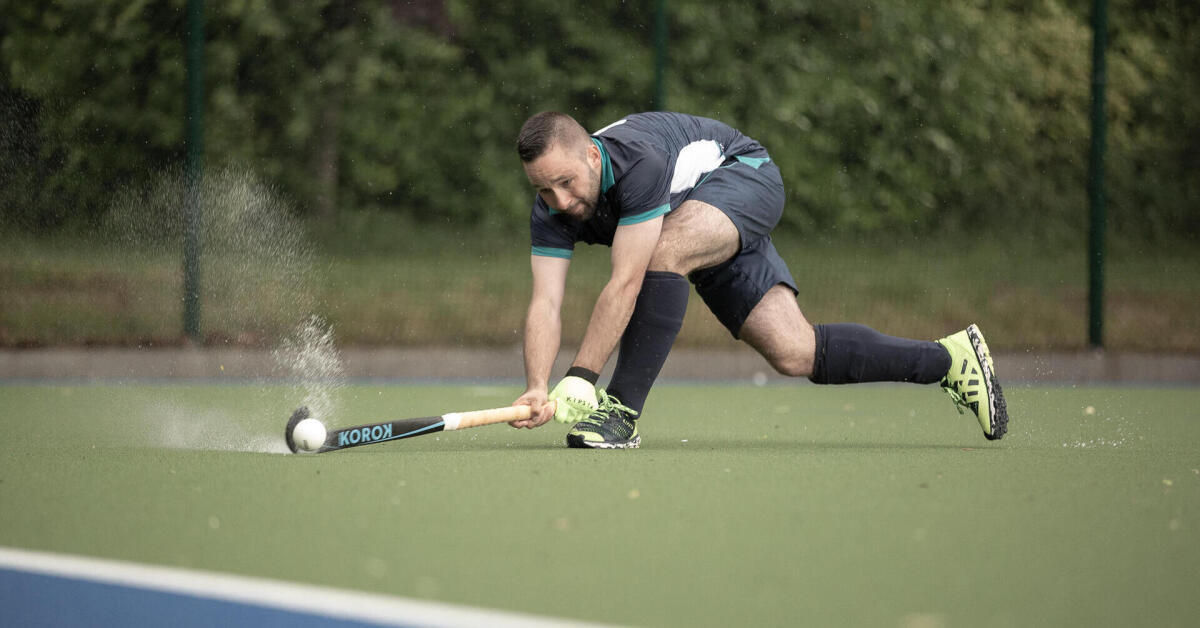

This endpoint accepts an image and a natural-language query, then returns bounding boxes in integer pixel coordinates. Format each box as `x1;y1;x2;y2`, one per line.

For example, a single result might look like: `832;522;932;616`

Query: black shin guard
809;323;950;385
607;271;690;416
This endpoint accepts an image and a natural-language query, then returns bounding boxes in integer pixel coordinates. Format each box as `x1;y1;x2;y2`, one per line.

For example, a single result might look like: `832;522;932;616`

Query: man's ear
586;142;601;170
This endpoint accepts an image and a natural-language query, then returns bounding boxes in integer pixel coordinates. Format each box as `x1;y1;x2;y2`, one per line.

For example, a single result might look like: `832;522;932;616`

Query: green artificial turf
2;383;1198;627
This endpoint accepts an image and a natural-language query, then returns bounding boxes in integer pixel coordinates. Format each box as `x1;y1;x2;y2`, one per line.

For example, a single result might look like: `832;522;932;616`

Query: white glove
547;375;598;424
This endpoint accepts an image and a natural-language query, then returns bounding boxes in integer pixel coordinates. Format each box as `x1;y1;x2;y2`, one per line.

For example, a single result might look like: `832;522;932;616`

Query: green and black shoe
938;324;1009;440
566;390;641;449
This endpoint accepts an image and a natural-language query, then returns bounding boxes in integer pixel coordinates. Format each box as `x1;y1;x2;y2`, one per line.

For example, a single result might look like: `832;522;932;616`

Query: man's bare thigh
649;200;740;275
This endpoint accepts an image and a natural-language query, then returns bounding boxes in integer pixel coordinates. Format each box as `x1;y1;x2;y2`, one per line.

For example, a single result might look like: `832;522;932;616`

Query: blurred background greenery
1;0;1197;350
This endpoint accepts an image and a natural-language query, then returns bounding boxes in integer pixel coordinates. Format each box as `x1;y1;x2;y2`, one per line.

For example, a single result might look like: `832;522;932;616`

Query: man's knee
765;344;814;378
740;289;816;378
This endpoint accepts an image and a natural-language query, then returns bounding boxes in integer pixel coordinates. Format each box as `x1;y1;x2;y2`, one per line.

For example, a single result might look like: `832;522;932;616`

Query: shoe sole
565;433;641;449
966;324;1008;440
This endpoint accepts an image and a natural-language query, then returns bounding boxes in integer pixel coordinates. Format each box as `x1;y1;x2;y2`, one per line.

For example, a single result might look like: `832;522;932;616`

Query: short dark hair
516;111;589;162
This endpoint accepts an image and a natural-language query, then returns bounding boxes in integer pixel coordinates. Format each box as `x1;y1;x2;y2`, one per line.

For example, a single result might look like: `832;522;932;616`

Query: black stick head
284;406;311;454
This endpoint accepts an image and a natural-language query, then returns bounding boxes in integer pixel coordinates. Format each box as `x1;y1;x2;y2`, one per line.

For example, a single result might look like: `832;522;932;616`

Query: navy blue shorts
684;153;798;338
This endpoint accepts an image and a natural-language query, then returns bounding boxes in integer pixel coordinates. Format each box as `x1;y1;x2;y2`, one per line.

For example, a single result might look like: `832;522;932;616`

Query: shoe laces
941;382;967;415
579;390;638;426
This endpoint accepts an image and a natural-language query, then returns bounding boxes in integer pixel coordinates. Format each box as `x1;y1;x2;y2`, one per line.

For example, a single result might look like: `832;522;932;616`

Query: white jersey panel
669;139;724;194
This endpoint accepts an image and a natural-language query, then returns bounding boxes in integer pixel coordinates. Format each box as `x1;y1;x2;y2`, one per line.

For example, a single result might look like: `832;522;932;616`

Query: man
509;111;1008;448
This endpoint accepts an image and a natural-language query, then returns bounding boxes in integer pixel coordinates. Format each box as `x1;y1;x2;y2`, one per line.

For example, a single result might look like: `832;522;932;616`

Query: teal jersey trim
531;246;573;259
695;154;773;189
591;138;615;194
734;155;771;169
618;203;671;226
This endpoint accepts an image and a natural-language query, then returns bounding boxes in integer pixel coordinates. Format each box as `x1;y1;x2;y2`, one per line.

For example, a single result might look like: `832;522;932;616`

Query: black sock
809;323;950;385
607;271;689;416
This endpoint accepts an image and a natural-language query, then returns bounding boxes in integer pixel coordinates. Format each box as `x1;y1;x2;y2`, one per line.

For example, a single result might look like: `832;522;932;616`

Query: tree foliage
0;0;1195;242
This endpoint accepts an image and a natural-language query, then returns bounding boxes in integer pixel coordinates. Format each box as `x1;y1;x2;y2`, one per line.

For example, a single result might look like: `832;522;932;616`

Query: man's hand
510;388;555;429
547;375;598;423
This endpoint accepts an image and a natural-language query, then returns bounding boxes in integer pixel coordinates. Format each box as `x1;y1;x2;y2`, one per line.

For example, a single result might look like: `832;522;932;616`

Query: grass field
3;225;1199;351
2;381;1198;627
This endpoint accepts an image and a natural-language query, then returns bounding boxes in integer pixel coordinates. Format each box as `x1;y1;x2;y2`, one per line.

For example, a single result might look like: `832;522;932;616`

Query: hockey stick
285;402;555;454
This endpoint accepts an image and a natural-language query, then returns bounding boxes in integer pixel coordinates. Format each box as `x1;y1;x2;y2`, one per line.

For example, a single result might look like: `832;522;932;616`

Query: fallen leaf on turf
901;612;946;628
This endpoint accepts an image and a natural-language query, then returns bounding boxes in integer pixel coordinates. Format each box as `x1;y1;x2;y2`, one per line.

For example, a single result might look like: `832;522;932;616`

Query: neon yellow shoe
938;324;1008;440
566;390;640;449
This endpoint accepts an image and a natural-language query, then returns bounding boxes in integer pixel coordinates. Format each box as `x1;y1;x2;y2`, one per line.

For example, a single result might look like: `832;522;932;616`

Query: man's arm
511;254;569;428
572;216;664;373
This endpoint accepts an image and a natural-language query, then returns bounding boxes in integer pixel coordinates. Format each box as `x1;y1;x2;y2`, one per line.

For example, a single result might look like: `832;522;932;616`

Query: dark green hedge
1;0;1195;242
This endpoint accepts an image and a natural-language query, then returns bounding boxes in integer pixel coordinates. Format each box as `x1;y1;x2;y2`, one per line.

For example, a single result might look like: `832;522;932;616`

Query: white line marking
0;546;617;628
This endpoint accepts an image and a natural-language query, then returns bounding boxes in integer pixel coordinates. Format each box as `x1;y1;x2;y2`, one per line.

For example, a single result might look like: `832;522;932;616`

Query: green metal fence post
1087;0;1109;349
653;0;668;110
183;0;205;343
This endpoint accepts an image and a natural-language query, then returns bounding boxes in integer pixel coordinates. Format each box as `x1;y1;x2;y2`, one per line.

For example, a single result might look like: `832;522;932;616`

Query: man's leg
603;271;690;416
737;290;949;384
568;201;737;449
735;284;816;377
737;288;1007;439
606;200;738;414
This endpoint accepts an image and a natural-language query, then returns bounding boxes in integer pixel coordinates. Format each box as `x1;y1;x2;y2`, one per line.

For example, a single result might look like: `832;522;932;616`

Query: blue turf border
0;568;399;628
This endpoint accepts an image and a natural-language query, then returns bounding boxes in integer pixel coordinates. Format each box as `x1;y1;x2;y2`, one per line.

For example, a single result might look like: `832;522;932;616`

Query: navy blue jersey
530;112;765;259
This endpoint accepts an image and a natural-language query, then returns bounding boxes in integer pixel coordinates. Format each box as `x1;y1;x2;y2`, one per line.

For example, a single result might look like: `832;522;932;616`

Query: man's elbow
530;294;562;318
607;274;646;303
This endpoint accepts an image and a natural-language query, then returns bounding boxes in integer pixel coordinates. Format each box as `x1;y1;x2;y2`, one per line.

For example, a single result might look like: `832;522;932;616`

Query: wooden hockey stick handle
444;401;557;430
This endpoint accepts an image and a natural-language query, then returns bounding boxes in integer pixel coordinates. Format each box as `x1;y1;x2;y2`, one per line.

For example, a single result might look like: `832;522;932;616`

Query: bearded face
523;141;602;221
